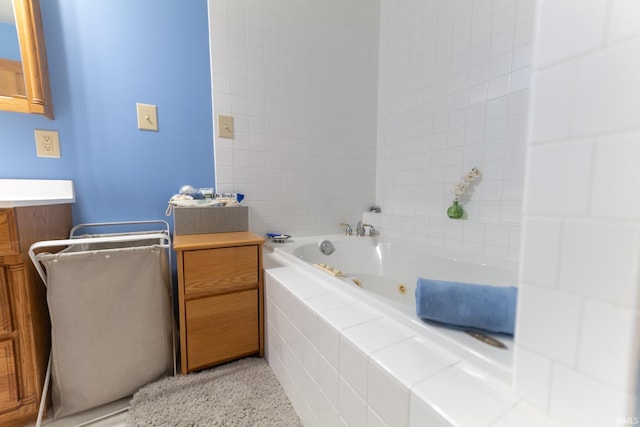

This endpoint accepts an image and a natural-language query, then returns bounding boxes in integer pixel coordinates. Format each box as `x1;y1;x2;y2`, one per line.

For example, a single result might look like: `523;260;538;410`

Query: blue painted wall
0;0;214;225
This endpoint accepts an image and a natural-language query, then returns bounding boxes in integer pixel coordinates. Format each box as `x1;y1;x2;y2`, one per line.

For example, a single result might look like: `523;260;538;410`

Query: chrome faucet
356;221;366;236
340;223;353;236
363;224;378;236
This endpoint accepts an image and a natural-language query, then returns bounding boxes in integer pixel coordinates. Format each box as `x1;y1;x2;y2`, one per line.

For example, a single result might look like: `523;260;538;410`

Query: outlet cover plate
34;129;61;158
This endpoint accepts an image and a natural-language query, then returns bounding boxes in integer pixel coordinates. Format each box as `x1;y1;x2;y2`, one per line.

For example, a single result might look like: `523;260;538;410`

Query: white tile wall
374;0;535;260
516;0;640;423
212;0;639;424
211;0;534;261
209;0;379;238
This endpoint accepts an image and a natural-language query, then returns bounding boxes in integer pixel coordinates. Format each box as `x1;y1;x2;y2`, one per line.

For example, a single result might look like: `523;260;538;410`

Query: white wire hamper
29;221;176;426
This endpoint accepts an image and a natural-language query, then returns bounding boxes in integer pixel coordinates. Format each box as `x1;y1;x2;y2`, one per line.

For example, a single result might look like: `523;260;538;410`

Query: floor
28;398;129;427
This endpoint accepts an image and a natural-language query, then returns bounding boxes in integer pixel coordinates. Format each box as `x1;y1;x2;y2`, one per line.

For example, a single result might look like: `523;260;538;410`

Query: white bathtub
285;234;516;306
269;234;517;377
264;234;531;426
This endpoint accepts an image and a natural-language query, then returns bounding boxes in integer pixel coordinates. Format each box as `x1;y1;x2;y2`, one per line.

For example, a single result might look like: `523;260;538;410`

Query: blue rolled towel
415;278;517;335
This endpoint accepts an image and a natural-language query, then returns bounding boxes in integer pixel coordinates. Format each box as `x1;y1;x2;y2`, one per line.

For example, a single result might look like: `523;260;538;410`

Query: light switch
137;103;158;131
217;115;234;138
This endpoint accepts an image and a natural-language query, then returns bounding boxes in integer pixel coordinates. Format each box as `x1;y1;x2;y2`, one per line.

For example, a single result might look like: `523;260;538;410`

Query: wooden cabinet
174;232;265;374
0;205;72;426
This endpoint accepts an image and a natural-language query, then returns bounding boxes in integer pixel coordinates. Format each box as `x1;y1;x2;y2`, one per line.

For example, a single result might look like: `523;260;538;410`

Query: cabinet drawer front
184;246;258;300
0;339;19;412
0;210;18;256
185;289;258;371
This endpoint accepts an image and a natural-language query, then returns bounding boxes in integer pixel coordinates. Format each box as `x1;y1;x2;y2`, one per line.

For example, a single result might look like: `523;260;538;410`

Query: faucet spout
356;221;366;236
340;223;353;236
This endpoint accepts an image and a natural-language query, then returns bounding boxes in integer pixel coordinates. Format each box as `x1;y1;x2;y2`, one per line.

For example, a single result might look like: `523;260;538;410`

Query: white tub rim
265;233;517;384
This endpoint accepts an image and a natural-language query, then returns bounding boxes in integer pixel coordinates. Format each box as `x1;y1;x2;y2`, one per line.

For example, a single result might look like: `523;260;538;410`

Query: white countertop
0;179;75;208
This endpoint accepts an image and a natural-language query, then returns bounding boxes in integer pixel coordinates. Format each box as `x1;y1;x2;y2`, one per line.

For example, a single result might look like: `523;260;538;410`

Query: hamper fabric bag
40;244;172;418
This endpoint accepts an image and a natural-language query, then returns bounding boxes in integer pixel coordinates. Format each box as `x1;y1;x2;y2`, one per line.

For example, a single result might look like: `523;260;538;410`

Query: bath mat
125;357;301;426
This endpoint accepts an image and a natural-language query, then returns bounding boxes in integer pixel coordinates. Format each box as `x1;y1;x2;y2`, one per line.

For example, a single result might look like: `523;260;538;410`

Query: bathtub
284;234;515;306
264;234;530;426
269;234;517;376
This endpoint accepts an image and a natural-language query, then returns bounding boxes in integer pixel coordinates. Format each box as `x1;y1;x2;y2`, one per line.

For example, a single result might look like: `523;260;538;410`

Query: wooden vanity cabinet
0;205;72;426
174;232;265;374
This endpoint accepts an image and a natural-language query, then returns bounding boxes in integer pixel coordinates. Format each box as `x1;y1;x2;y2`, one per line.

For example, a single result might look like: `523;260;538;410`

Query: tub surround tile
367;356;412;426
558;220;640;308
318;317;341;369
524;141;593;216
264;348;290;396
577;300;640;392
341;317;416;355
299;364;319;419
298;397;318;427
288;279;337;300
278;304;305;361
287;277;337;296
513;345;552;412
266;267;562;427
409;393;452;427
534;0;608;68
302;335;319;382
367;407;388;427
268;303;289;343
339;378;368;427
300;304;320;348
491;402;566;427
572;37;640;136
317;389;339;427
303;292;358;314
267;321;284;363
519;0;640;420
319;303;385;332
318;354;340;408
519;218;561;288
516;283;581;365
369;337;455;390
591;131;640;219
277;288;305;331
266;267;311;289
339;338;370;399
608;0;640;41
528;61;576;143
549;363;637;427
412;366;516;427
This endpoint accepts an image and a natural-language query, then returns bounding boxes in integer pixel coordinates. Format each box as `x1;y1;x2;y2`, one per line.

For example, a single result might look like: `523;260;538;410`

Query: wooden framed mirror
0;0;53;118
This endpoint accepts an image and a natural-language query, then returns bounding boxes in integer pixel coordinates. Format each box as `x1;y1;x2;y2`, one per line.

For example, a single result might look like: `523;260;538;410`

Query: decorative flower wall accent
447;167;481;219
454;167;481;199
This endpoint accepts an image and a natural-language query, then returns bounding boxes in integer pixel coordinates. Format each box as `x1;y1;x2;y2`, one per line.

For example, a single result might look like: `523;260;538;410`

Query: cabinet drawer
185;289;259;371
183;245;258;300
0;210;18;256
0;339;19;412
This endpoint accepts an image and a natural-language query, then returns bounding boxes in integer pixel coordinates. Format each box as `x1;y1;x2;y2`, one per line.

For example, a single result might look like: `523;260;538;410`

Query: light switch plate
137;103;158;131
34;129;61;158
217;115;234;138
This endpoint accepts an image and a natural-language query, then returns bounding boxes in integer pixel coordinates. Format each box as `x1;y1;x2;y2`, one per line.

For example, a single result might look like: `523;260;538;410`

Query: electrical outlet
34;129;61;158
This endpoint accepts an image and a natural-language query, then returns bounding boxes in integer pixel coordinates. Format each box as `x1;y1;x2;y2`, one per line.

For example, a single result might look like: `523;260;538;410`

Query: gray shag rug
125;357;301;426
